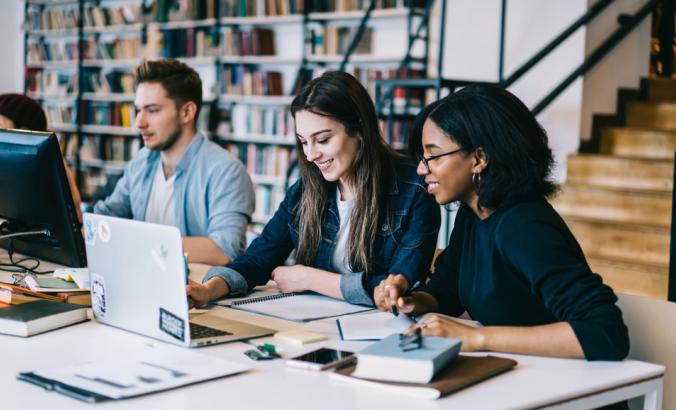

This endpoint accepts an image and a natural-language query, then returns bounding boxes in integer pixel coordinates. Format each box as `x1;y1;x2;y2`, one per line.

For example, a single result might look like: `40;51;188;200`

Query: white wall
0;0;24;93
429;0;587;183
580;0;652;139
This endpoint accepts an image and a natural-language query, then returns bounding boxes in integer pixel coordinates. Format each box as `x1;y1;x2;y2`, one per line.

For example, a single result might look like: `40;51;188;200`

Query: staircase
551;78;676;299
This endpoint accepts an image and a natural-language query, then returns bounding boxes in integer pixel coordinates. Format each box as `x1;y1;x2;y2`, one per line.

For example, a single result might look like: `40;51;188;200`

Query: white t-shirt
144;162;177;227
331;188;356;274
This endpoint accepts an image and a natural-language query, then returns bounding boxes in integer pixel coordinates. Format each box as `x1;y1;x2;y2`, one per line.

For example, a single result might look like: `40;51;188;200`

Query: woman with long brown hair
187;71;440;306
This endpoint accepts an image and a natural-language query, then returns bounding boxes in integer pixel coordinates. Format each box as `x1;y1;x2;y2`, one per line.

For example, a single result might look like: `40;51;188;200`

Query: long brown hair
290;71;398;273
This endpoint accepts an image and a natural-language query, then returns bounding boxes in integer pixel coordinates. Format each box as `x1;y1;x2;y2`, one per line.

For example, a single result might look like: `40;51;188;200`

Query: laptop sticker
151;244;169;272
84;219;96;246
91;273;107;318
98;220;111;243
159;307;185;342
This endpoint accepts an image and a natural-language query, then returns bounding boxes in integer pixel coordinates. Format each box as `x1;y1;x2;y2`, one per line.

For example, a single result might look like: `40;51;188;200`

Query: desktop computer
0;129;86;267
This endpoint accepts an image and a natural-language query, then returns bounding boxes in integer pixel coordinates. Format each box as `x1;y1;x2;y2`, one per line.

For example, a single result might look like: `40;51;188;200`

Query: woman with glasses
374;84;629;361
187;71;440;306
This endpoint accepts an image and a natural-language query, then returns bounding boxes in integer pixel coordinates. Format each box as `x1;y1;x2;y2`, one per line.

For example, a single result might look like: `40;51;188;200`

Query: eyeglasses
417;148;463;173
399;327;423;352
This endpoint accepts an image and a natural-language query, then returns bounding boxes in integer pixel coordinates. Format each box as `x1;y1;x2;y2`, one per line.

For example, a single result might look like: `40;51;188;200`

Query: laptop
83;213;274;347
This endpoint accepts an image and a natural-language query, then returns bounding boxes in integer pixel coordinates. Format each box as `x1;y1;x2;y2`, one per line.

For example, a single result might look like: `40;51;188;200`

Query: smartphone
285;348;355;371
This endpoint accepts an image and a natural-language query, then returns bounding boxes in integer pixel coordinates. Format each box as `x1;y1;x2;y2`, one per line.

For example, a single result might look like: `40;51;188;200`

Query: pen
390;280;420;317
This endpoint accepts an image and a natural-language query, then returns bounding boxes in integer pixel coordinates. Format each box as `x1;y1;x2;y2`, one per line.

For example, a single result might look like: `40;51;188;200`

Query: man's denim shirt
93;135;255;260
203;160;441;305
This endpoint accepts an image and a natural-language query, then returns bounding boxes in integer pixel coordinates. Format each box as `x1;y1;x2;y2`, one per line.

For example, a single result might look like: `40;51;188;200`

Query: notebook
336;311;416;341
352;334;462;383
336;311;482;341
18;343;249;402
229;292;373;322
331;355;517;400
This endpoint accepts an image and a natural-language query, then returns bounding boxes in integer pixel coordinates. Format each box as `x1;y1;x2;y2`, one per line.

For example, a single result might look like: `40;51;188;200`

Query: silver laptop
83;213;274;347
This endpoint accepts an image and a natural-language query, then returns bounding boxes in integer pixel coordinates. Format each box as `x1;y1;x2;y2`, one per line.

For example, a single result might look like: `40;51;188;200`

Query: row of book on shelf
26;3;142;31
29;26;382;64
27;0;417;32
27;36;142;64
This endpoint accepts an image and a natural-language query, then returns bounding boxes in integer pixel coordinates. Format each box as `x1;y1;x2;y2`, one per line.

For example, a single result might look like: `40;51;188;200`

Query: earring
472;172;482;191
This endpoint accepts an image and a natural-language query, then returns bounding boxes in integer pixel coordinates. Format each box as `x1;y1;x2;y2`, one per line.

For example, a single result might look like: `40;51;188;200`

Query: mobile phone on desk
285;348;355;371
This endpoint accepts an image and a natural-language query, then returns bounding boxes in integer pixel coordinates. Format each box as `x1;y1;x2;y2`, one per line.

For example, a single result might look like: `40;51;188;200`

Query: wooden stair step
566;154;673;191
648;78;676;101
564;216;670;268
626;101;676;131
550;185;672;228
600;127;676;159
586;256;668;300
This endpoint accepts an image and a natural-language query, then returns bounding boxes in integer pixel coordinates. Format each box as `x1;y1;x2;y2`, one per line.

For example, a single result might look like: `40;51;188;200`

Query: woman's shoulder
494;198;565;237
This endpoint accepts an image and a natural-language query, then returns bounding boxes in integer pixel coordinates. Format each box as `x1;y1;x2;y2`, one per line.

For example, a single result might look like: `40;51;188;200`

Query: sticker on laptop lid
84;218;96;246
97;220;111;243
91;273;107;318
151;244;169;272
159;307;185;342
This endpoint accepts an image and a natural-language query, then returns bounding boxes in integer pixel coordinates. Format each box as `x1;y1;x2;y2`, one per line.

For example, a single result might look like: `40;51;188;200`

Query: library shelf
218;94;294;105
217;133;296;146
220;14;303;26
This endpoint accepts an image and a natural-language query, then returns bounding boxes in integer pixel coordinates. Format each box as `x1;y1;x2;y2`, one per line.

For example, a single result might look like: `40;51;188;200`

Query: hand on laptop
186;278;230;307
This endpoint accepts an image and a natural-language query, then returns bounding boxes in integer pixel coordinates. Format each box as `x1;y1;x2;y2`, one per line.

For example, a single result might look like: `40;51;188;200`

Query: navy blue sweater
421;199;629;361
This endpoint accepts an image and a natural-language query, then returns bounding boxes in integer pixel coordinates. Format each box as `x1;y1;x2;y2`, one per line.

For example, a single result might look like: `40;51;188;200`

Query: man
94;59;254;265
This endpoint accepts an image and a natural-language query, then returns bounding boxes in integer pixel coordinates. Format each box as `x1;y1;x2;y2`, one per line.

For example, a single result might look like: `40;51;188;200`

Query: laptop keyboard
189;322;232;339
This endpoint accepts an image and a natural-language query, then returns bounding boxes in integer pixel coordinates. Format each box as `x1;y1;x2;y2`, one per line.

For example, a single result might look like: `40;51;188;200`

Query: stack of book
83;3;142;28
223;65;284;96
222;28;276;56
221;0;304;16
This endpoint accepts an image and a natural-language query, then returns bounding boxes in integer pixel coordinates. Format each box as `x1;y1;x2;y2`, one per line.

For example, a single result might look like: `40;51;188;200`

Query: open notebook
228;292;373;322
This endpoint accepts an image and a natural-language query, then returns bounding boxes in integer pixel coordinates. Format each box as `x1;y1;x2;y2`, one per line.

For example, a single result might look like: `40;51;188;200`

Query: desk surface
1;305;664;410
0;261;665;409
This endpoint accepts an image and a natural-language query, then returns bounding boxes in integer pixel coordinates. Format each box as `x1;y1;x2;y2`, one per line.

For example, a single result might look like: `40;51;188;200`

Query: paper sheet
32;344;249;399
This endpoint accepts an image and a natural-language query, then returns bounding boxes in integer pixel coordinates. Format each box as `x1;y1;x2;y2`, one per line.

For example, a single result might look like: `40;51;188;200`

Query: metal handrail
500;0;615;88
531;0;660;115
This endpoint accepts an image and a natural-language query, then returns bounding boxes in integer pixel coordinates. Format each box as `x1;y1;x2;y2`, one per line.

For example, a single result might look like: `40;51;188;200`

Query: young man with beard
94;59;254;265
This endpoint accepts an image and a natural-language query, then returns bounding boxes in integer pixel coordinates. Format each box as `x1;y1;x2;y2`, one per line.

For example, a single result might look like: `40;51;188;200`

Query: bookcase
22;0;440;231
24;0;145;201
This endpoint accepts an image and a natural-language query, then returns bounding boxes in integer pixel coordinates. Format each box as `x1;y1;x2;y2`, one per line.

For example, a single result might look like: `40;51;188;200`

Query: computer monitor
0;129;86;267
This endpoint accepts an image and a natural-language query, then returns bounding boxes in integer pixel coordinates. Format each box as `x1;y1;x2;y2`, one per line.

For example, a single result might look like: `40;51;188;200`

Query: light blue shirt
93;134;254;260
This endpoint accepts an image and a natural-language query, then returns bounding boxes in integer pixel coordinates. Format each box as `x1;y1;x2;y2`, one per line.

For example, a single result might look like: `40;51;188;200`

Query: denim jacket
203;160;441;305
93;135;255;260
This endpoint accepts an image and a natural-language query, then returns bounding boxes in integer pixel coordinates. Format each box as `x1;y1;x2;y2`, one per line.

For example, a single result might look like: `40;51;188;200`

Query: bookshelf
23;0;145;200
22;0;440;230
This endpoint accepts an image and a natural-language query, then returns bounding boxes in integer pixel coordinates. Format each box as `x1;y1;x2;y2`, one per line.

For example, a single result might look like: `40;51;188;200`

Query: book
336;311;483;341
0;283;63;304
54;291;92;306
0;299;88;337
274;330;328;345
352;334;461;383
336;310;416;341
24;276;82;293
332;355;518;400
229;292;373;322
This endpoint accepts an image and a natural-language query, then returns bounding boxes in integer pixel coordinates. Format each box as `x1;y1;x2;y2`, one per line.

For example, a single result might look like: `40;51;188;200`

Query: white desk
1;304;665;410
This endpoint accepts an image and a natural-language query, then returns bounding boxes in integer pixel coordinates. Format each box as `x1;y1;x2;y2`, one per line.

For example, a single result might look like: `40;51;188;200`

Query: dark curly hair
428;84;557;209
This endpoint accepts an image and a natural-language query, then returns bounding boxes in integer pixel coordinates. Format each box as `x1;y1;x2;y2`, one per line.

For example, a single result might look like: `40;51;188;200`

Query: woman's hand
271;265;313;293
373;274;416;313
185;277;230;308
416;313;485;352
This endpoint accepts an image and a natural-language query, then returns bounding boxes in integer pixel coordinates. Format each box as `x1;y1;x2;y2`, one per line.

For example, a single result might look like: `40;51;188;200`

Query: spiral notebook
228;292;373;322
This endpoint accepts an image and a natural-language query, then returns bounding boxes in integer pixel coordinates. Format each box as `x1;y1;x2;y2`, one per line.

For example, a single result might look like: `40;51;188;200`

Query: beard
146;121;182;152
